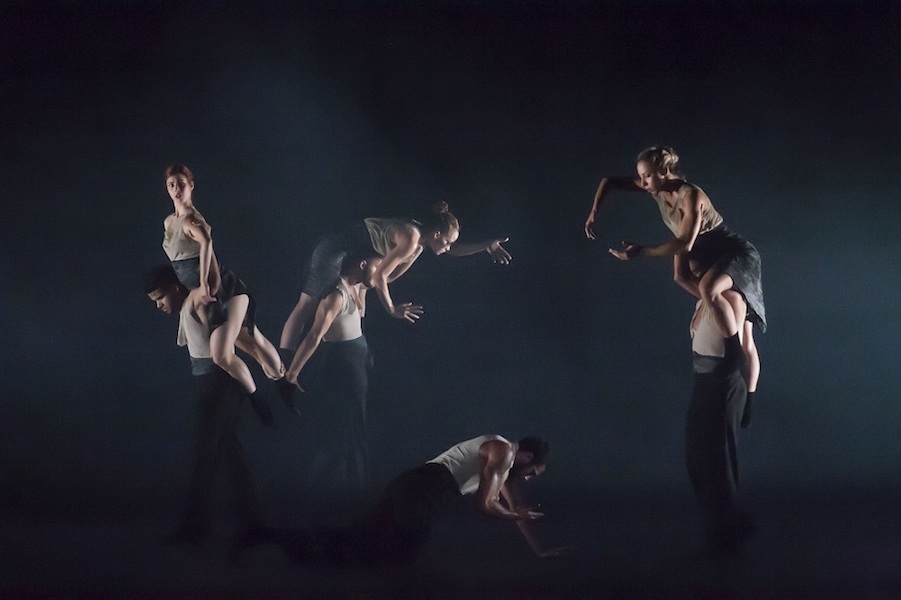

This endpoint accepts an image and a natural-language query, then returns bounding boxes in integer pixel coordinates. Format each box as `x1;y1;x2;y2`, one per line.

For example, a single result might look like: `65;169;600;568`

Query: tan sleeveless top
322;278;364;343
690;300;725;358
427;434;511;495
363;218;422;263
178;297;211;358
162;212;209;262
654;185;723;237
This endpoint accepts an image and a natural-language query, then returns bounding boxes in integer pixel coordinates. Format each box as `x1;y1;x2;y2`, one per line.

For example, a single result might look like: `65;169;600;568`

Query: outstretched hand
390;302;424;323
487;238;512;265
608;242;643;261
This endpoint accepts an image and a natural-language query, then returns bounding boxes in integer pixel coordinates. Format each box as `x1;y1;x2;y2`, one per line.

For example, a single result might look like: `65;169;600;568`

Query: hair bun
432;201;450;214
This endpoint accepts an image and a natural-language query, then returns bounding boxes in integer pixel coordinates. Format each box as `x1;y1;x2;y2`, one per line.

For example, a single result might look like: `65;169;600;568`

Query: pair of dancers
585;146;765;553
160;164;512;414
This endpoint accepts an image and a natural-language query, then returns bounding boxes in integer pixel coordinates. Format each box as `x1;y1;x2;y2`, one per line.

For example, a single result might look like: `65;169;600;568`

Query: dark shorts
171;258;256;334
300;220;375;299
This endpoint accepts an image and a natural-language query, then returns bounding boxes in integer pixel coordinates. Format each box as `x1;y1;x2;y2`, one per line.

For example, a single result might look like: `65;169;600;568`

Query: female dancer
162;164;285;400
279;202;511;351
584;146;765;373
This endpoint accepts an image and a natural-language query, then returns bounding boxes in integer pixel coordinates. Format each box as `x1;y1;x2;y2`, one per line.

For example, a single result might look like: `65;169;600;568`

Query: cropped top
322;278;364;343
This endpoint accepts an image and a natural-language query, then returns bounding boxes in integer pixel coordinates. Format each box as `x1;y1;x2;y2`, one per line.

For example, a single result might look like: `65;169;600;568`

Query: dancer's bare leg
741;320;760;393
236;327;284;381
698;271;740;337
210;295;256;394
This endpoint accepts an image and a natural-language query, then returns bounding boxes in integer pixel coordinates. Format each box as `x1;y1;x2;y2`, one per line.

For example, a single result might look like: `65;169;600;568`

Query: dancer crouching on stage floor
235;434;570;563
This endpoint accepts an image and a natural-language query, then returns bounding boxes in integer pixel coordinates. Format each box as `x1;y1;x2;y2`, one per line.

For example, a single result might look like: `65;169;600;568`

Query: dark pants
685;355;749;546
304;336;370;495
265;463;460;565
177;369;262;536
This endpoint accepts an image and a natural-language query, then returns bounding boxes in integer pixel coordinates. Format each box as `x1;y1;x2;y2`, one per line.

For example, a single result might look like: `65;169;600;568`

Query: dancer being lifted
162;164;286;407
584;146;765;381
280;202;511;352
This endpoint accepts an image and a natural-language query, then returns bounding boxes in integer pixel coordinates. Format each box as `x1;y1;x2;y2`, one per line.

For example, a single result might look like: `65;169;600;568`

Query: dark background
2;1;900;596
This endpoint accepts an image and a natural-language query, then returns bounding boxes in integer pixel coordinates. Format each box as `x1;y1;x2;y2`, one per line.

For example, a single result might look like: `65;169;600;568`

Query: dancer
279;202;511;352
675;255;755;553
237;435;569;563
286;254;382;495
144;264;267;544
584;146;766;374
162;164;288;408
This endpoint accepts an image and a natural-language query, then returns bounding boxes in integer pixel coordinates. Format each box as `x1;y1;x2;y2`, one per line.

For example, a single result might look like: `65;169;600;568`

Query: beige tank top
654;185;723;237
322;278;364;343
363;218;422;263
690;300;725;357
162;212;208;262
178;298;211;358
427;434;511;495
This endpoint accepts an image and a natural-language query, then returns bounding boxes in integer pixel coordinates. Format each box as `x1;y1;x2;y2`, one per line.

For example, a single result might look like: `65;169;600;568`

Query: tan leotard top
654;186;723;237
162;212;209;262
363;218;423;264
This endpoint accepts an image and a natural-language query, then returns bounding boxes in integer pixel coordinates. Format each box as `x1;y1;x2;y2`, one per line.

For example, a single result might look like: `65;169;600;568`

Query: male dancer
675;256;756;554
285;254;381;496
144;264;267;544
239;434;569;563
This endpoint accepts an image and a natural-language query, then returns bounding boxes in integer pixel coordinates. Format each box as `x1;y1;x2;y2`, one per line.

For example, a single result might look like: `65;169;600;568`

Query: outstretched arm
447;238;512;264
609;184;704;260
585;176;643;239
285;292;342;386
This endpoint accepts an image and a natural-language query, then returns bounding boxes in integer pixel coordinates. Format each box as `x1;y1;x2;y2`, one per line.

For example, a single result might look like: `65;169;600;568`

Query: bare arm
446;238;512;264
609;184;704;260
476;441;542;521
371;226;424;321
284;292;342;385
585;176;644;239
181;212;218;301
673;254;701;299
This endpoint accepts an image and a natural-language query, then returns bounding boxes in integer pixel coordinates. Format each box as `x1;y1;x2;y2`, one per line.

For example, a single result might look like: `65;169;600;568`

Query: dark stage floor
4;486;901;599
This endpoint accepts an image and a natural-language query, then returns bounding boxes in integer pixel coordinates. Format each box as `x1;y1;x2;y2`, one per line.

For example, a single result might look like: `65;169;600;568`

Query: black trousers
304;336;369;495
270;463;460;565
685;358;748;543
177;369;262;535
